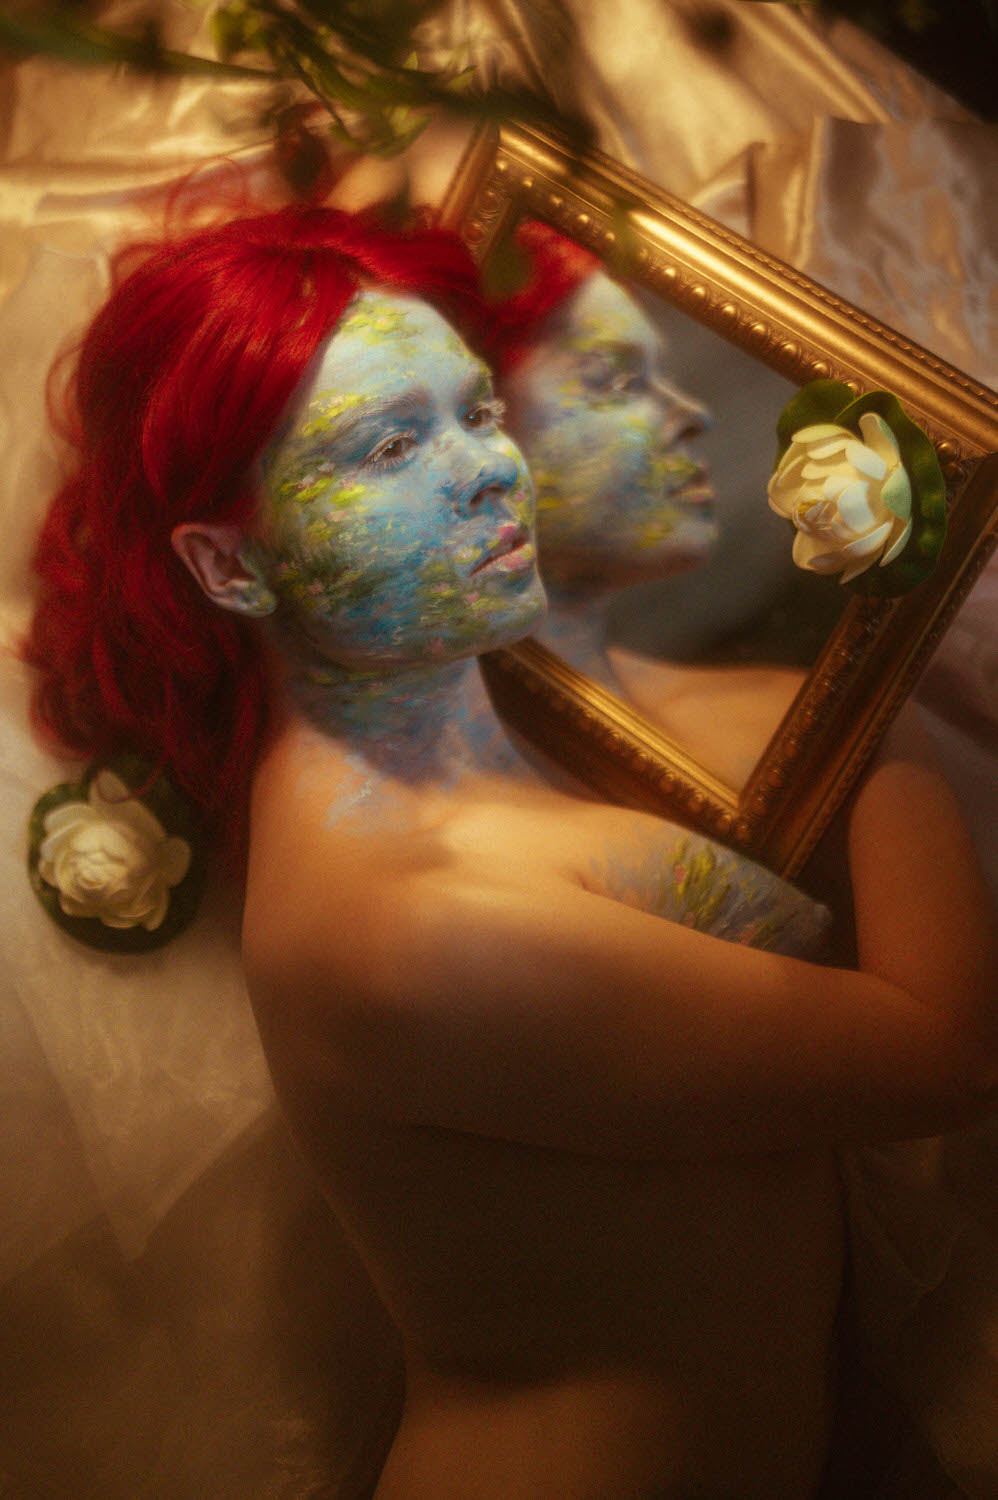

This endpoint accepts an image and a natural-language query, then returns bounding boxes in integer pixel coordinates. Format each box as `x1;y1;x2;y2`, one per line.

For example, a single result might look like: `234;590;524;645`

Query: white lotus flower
768;413;913;584
38;771;190;931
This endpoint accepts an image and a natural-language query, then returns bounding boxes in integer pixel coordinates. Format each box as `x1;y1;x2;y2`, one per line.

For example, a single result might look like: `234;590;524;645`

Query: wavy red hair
485;219;601;375
25;206;488;857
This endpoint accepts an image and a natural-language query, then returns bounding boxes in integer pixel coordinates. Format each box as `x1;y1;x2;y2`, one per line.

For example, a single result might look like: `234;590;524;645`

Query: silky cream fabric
2;5;998;1496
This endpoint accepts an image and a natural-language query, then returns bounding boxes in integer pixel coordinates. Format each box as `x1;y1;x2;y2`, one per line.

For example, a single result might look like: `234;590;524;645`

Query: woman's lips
471;526;533;575
486;538;535;574
670;463;714;508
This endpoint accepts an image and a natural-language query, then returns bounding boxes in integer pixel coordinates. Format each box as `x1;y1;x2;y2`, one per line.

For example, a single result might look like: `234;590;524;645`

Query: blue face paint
254;292;546;670
502;273;718;589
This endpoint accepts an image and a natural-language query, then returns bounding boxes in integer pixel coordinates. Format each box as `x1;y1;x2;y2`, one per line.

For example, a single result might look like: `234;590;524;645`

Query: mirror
440;123;998;876
497;280;825;792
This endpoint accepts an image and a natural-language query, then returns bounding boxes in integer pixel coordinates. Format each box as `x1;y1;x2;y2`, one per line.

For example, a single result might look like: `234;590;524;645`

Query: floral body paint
502;272;718;590
586;826;830;957
256;292;546;671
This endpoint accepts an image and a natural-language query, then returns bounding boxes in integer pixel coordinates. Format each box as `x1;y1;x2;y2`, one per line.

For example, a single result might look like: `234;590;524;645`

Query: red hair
25;206;488;857
486;219;601;375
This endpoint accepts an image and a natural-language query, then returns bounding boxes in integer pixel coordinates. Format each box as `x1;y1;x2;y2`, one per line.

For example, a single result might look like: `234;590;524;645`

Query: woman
26;205;997;1498
495;221;806;787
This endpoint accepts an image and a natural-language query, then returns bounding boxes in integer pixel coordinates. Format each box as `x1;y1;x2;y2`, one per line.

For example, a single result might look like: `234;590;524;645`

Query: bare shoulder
240;711;819;1022
241;720;583;1002
608;647;804;703
243;721;441;986
607;648;805;786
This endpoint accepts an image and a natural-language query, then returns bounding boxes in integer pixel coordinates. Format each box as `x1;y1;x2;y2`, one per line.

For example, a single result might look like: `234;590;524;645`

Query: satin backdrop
2;5;998;1495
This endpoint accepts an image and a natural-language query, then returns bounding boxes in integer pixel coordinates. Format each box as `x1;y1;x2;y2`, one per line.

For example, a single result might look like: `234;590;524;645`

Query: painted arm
246;709;998;1159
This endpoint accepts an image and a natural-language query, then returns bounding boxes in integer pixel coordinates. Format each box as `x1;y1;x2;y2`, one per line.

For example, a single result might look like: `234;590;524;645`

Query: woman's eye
366;432;418;469
464;397;506;430
580;361;646;399
600;369;646;397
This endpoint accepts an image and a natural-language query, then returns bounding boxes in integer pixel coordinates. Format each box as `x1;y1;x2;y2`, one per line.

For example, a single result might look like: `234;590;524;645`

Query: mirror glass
493;228;850;791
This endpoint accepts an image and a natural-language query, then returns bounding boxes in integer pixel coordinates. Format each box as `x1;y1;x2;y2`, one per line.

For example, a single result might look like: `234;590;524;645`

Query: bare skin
608;649;805;790
245;719;842;1499
242;705;996;1500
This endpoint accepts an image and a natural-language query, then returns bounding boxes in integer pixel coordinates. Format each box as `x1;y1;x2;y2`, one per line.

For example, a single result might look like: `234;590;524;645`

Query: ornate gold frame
440;123;998;876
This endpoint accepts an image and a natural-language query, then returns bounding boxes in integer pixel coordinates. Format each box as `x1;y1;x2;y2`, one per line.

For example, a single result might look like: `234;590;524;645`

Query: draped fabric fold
750;115;998;387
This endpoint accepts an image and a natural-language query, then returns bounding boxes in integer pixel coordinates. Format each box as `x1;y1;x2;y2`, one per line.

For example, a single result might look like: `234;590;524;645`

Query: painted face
502;272;718;588
253;291;545;669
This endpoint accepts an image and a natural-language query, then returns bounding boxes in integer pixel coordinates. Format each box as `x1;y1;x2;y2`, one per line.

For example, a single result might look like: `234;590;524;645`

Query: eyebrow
465;363;496;400
289;363;495;455
575;340;648;364
305;391;422;448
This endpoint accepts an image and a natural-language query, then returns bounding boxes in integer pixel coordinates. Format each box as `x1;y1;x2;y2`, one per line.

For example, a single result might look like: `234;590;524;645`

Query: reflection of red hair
26;207;487;856
487;219;600;375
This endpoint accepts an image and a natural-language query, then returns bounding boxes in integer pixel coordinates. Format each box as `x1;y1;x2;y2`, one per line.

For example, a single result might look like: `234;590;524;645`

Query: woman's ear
171;524;277;618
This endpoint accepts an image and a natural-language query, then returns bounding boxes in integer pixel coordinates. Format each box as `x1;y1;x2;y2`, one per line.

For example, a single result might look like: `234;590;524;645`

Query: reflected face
254;292;545;669
502;272;718;589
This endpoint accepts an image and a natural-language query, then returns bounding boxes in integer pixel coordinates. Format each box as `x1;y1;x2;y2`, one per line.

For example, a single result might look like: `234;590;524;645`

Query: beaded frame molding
440;123;998;876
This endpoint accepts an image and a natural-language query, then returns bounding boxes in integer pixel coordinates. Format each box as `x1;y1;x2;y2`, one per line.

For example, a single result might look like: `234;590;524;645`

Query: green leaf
0;10;137;65
0;8;273;77
373;109;428;155
774;379;854;463
211;2;267;61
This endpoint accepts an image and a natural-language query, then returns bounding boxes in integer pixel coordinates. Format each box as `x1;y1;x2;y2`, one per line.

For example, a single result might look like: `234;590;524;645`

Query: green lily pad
835;391;947;594
775;380;855;462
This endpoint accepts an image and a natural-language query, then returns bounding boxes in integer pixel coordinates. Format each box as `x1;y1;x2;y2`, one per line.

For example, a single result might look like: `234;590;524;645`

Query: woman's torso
243;719;845;1499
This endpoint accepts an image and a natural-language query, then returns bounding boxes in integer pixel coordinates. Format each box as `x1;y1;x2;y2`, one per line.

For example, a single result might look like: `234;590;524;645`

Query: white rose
38;771;191;931
768;413;913;584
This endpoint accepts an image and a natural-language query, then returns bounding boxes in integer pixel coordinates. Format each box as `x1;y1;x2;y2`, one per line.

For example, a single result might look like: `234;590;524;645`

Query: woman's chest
437;792;829;956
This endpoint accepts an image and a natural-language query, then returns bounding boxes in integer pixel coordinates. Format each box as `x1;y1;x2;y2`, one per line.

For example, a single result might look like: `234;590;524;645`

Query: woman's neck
271;639;529;788
532;584;617;683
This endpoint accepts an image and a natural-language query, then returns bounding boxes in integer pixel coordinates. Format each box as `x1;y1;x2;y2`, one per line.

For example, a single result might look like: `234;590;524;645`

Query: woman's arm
847;705;996;1054
246;708;998;1159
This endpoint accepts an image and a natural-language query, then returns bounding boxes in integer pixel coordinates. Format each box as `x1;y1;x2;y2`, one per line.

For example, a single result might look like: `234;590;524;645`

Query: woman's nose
653;376;711;445
453;439;521;515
